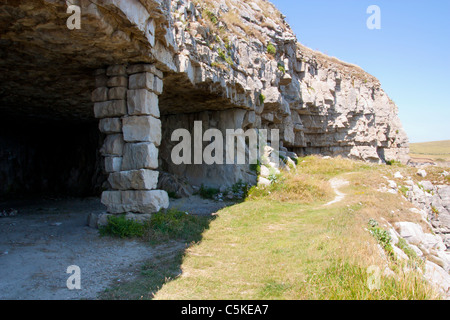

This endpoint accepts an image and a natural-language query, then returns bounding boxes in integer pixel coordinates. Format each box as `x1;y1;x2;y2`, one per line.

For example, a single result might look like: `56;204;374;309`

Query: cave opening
156;74;258;199
0;114;106;202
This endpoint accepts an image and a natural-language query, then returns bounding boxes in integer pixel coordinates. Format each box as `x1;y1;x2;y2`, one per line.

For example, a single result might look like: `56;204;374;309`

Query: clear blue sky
271;0;450;143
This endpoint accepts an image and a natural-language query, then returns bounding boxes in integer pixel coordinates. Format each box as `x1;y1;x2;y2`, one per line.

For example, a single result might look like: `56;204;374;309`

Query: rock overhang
0;0;170;120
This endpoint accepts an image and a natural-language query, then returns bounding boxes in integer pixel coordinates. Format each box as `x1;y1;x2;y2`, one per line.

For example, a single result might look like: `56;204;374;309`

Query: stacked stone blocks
93;64;169;215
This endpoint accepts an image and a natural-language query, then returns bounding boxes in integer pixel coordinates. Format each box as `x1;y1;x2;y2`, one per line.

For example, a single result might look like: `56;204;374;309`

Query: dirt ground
0;197;199;300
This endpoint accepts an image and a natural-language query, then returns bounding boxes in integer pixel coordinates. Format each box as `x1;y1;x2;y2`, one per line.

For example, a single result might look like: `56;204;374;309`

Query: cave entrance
0;114;105;202
0;0;152;214
157;74;258;200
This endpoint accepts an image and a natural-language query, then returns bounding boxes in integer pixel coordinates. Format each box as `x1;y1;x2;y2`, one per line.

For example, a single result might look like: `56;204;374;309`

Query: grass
410;140;450;162
100;156;445;300
145;209;214;244
267;43;277;55
100;209;214;300
99;215;145;239
152;157;440;300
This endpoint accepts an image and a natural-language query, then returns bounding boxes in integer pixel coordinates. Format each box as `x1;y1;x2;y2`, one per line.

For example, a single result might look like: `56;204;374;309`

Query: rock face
0;0;409;215
161;0;409;164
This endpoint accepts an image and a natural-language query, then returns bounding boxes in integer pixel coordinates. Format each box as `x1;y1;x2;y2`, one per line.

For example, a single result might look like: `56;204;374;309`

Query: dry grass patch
153;157;439;300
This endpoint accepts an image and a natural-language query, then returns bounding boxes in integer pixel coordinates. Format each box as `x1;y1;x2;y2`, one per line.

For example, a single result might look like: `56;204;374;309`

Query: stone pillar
93;64;169;217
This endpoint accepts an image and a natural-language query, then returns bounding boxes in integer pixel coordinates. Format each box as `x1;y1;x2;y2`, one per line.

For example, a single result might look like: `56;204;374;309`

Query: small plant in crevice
398;185;409;197
277;62;286;74
431;206;440;216
204;9;218;25
267;43;276;55
368;219;395;259
217;47;234;66
259;93;266;105
397;237;425;272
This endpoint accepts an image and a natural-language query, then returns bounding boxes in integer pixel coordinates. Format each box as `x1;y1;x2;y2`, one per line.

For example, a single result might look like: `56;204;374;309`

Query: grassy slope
151;157;447;300
410;140;450;161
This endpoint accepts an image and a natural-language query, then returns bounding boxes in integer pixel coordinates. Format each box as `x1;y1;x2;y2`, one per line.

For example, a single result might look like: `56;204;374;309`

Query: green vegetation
211;61;228;71
397;238;425;271
99;215;146;239
250;159;262;175
267;43;277;55
386;160;402;166
204;9;218;24
368;219;394;258
101;156;440;300
277;62;286;74
217;48;234;66
100;250;185;300
431;206;440;216
259;93;266;105
399;185;409;197
145;209;214;244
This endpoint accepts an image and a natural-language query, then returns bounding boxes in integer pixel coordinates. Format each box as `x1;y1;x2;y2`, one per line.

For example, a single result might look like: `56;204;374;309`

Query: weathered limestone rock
101;190;169;214
108;87;127;100
127;89;160;117
99;118;122;134
122;142;159;171
100;134;124;157
129;72;163;95
122;116;162;145
92;87;109;102
108;169;159;191
104;157;123;173
107;76;128;88
94;100;127;119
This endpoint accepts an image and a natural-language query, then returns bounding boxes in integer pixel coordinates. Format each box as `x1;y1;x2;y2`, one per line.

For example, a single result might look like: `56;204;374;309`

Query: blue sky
271;0;450;143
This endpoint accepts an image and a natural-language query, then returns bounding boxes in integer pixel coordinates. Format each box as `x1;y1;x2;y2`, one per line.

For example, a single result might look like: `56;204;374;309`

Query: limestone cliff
156;0;409;164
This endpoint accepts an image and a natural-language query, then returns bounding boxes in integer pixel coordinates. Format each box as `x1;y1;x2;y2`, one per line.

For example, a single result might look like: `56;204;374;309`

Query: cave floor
0;197;185;300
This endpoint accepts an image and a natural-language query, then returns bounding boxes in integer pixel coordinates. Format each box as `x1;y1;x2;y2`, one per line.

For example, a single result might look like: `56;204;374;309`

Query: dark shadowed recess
0;114;106;200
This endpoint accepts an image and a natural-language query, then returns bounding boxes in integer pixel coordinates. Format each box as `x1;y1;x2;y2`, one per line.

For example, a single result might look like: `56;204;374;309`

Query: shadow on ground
0;196;234;300
99;196;239;300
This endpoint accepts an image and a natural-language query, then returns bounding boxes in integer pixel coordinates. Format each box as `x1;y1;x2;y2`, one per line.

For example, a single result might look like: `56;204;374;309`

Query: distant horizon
410;139;450;144
271;0;450;144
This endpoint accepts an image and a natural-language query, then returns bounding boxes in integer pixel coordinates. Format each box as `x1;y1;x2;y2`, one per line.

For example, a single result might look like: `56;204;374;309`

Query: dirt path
0;197;184;300
325;178;349;206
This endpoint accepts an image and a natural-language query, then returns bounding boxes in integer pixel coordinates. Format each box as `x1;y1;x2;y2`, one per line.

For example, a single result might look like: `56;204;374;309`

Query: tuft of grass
368;219;395;259
247;171;333;204
99;215;146;239
431;206;440;216
204;9;218;25
267;43;276;55
398;186;409;197
259;93;266;105
277;62;286;74
397;238;425;271
145;209;214;244
386;160;402;166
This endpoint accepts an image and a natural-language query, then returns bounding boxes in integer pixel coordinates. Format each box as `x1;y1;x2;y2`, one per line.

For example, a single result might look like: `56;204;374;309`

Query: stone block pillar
93;64;169;216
